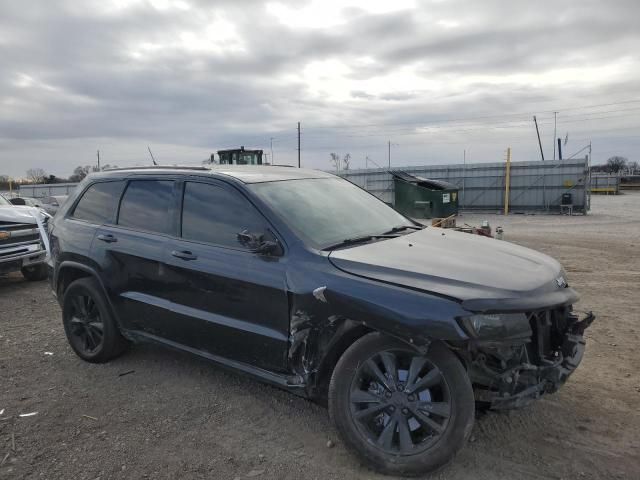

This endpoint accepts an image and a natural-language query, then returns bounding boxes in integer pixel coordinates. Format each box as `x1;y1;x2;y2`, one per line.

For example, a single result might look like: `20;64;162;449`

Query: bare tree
342;153;351;171
26;168;47;184
69;165;92;182
330;152;341;172
605;156;628;173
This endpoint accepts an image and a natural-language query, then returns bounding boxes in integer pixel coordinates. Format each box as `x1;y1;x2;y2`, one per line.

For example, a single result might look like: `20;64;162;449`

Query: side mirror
255;240;279;255
237;230;256;247
237;230;282;256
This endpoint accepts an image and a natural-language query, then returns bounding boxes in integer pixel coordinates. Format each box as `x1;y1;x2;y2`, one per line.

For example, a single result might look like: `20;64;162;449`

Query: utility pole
585;140;593;208
388;140;391;168
297;122;301;168
504;147;512;215
553;111;558;160
533;116;545;161
557;138;563;160
270;137;274;165
97;149;100;171
462;149;466;210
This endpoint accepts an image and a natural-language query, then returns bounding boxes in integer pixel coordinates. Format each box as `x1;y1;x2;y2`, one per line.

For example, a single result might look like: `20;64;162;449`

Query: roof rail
103;165;210;172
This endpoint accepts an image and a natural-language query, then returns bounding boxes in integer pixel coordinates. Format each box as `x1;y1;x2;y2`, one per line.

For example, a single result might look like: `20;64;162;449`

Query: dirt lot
1;192;639;480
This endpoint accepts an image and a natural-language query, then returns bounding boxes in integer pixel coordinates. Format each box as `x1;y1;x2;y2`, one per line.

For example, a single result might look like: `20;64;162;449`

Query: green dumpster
392;171;459;219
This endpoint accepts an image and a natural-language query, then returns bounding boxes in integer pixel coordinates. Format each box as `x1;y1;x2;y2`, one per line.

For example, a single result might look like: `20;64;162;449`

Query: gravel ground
1;192;639;480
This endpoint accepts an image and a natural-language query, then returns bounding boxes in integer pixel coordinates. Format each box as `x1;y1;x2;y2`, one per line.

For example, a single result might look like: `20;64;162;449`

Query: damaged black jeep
49;165;593;476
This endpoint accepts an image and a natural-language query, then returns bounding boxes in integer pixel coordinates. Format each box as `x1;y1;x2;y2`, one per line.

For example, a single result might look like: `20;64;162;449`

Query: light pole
388;141;398;167
553;111;558;160
270;137;274;165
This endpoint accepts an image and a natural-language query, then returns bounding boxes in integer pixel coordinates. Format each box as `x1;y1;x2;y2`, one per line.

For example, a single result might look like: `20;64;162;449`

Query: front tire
328;333;474;476
62;277;128;363
21;264;48;281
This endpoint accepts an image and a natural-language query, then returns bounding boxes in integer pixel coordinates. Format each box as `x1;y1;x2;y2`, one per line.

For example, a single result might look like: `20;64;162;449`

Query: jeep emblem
556;276;567;288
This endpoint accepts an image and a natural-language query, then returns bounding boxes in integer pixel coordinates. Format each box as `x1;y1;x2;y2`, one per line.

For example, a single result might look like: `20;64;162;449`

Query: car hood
328;228;578;312
0;205;47;224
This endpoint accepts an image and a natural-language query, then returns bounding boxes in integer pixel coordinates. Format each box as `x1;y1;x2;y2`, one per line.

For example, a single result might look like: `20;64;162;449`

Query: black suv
49;165;593;476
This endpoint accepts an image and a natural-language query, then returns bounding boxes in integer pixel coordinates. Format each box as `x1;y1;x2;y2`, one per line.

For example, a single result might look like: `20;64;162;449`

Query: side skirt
125;330;308;396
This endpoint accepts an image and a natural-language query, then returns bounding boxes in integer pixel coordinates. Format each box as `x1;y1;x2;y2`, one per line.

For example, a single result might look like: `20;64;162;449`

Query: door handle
97;234;117;243
171;250;198;261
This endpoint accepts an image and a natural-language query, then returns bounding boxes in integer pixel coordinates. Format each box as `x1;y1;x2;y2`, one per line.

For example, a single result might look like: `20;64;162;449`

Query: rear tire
62;277;128;363
21;264;48;281
328;333;474;476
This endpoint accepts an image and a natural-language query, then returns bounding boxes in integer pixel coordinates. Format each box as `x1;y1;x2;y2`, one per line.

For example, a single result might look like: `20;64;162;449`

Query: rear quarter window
71;181;125;224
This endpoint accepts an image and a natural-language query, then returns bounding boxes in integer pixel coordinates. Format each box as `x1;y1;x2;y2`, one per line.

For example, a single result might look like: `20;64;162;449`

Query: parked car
48;166;594;476
0;194;49;281
40;195;68;216
8;196;43;208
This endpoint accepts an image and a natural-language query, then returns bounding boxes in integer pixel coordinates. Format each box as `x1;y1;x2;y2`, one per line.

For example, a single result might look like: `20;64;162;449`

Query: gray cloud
1;0;639;177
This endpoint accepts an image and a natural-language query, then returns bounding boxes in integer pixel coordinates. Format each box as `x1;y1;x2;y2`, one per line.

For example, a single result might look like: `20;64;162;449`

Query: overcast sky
1;0;639;178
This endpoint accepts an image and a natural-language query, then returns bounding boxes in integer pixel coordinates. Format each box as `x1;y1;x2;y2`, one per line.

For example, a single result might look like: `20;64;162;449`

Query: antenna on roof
148;146;158;166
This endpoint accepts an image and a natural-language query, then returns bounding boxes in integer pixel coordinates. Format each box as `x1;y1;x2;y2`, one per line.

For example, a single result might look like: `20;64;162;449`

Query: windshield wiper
382;224;424;234
322;234;396;251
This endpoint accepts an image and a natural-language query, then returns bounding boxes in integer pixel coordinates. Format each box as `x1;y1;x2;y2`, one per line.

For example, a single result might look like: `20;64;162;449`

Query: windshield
0;195;10;206
250;177;415;249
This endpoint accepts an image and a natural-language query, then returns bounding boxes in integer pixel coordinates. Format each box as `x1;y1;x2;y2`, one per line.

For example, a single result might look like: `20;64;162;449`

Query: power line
300;99;640;131
296;130;640;151
294;112;640;142
295;107;640;140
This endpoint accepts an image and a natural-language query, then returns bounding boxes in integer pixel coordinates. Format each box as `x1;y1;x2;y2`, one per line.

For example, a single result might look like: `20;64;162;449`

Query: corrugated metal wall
17;183;79;198
338;158;590;213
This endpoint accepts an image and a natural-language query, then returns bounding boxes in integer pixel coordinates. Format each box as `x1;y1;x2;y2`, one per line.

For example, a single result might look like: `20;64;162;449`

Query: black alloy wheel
349;350;451;455
67;294;104;355
329;333;474;476
62;277;128;363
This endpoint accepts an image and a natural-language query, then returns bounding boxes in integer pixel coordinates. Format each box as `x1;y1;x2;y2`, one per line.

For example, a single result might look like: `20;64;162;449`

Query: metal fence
337;158;590;213
15;183;79;198
590;174;620;194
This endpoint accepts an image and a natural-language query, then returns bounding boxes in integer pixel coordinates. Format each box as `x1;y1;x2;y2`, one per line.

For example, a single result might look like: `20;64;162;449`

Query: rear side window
118;180;174;234
181;182;267;248
72;181;124;224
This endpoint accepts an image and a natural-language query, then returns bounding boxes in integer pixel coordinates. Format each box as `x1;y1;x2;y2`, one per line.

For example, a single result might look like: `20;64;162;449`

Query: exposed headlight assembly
458;313;531;339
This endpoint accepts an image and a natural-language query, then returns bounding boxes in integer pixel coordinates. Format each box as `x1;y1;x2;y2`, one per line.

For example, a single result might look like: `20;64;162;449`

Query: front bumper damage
467;310;595;409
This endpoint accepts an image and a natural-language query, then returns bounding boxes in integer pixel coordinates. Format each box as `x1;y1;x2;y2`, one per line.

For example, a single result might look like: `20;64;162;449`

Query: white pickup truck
0;195;50;281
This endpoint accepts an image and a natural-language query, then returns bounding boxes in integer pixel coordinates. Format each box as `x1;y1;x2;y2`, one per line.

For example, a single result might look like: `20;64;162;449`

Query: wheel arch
56;262;93;298
56;261;124;330
300;315;443;403
309;321;374;403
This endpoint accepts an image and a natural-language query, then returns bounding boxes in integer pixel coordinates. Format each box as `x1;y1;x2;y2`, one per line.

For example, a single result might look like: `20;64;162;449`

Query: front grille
0;247;30;258
0;221;41;248
0;233;40;246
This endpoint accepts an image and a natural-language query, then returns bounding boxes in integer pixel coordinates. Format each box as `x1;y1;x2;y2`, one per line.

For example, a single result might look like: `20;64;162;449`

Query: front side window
118;180;174;234
181;182;268;249
72;181;124;224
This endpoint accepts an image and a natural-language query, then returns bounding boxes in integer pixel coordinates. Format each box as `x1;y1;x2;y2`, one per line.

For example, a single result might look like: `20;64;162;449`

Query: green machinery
214;147;264;165
392;171;459;219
